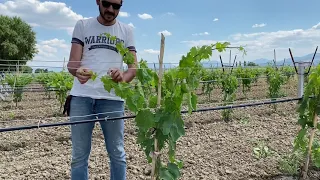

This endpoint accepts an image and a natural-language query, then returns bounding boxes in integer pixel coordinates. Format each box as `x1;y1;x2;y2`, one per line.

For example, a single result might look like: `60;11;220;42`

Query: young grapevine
220;72;238;122
93;33;245;179
265;66;286;111
200;68;221;101
35;72;54;99
48;72;73;111
4;73;33;107
235;66;256;98
295;64;320;179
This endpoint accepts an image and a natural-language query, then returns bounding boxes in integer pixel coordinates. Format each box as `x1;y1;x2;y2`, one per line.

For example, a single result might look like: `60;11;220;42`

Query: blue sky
1;0;320;70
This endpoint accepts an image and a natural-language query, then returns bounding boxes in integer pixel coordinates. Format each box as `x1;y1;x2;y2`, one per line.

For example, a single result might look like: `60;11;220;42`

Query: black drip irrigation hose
0;97;302;133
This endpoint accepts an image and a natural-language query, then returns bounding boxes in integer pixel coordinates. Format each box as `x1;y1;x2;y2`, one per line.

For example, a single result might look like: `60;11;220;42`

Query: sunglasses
101;1;122;10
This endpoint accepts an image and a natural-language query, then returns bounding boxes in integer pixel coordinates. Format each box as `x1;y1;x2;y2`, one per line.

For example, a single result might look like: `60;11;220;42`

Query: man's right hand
75;67;92;84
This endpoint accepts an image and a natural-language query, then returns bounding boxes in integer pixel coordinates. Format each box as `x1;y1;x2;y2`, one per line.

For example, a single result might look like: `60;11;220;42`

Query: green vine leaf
135;109;156;131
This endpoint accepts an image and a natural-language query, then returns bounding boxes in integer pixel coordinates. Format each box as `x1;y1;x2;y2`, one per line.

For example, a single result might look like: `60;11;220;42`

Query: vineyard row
1;64;300;108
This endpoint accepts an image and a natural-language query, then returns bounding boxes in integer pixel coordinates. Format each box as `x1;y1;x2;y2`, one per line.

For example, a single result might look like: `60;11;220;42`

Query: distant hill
251;53;320;66
198;52;320;68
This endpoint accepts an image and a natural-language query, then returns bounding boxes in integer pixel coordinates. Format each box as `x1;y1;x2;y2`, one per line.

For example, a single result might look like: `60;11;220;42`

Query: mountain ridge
199;52;320;68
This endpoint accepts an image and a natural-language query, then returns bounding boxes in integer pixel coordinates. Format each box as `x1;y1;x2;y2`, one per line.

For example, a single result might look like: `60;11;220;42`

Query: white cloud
312;23;320;29
181;40;219;47
40;38;69;49
128;22;135;28
144;49;160;54
158;30;172;36
138;13;153;19
27;38;70;71
181;22;320;62
0;0;87;35
192;32;210;36
252;23;267;28
65;27;75;36
119;11;130;17
137;52;184;65
28;23;40;27
213;18;219;22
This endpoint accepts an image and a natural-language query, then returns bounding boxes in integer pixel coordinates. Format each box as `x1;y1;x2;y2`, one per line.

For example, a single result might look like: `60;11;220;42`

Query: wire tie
37;120;41;129
104;116;109;121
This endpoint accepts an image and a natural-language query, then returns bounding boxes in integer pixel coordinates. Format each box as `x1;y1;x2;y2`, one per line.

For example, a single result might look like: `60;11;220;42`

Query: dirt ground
0;77;319;180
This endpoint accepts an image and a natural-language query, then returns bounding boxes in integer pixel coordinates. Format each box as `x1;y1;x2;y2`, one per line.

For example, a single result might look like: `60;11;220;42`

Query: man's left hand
109;68;124;82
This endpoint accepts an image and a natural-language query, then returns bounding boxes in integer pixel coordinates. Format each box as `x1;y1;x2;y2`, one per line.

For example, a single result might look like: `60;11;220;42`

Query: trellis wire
0;97;303;133
0;72;297;94
0;64;297;73
0;96;299;124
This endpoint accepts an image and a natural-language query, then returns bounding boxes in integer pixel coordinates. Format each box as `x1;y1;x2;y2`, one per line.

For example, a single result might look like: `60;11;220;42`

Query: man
66;0;137;179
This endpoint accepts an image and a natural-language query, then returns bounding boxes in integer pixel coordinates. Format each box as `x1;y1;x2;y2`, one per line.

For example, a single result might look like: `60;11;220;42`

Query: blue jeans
69;96;126;180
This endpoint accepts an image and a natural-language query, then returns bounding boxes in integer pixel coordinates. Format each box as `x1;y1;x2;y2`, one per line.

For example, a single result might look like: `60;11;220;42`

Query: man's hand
76;67;92;84
108;50;138;83
109;68;124;83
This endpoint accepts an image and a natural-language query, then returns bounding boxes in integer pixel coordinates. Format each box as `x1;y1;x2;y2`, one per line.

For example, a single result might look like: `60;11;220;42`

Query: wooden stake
151;33;165;180
63;57;66;71
302;110;318;179
157;34;165;106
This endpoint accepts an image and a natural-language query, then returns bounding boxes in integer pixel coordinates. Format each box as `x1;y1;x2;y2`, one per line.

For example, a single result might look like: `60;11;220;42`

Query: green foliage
35;72;55;99
100;33;135;65
265;66;286;111
247;62;258;66
0;15;38;72
235;66;257;97
3;73;33;106
220;72;238;122
34;68;49;73
294;64;320;177
281;66;295;81
90;71;98;81
48;72;73;110
252;141;272;159
200;68;221;100
278;150;305;176
97;33;244;179
21;65;33;73
296;64;320;141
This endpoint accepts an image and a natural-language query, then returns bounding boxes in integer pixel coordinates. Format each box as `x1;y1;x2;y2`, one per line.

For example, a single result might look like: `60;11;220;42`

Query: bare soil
0;77;319;180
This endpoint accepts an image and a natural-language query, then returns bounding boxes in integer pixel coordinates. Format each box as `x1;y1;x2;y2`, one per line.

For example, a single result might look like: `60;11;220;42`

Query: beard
99;5;117;23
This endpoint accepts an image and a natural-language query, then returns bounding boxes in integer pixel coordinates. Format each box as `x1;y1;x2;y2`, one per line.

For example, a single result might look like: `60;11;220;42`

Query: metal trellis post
297;61;311;98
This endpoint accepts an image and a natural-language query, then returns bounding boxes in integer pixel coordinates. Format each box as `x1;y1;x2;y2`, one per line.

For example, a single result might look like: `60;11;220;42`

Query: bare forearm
68;43;83;76
67;60;81;76
123;50;137;83
123;69;136;83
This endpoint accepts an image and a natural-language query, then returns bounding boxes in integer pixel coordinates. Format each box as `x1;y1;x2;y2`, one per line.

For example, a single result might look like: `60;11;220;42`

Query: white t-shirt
69;17;136;101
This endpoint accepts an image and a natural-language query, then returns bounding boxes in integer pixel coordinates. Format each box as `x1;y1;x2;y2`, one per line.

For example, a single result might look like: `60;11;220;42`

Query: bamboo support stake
12;61;19;107
157;33;165;106
151;33;165;180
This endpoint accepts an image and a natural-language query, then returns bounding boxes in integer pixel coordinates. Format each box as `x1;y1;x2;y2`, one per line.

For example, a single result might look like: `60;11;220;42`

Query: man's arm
67;20;84;76
67;44;83;76
123;50;137;83
122;25;138;83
